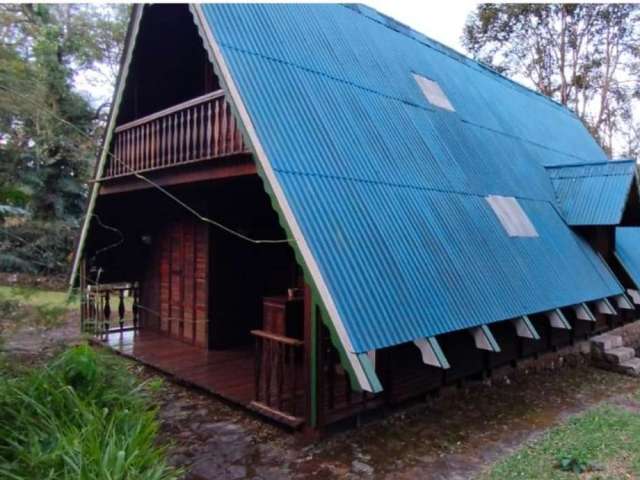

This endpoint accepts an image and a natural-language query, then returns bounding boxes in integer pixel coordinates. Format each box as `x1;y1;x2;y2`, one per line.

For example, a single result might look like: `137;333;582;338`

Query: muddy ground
4;311;640;479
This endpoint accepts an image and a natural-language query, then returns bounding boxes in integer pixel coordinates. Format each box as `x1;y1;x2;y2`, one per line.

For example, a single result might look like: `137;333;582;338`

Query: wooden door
157;217;209;347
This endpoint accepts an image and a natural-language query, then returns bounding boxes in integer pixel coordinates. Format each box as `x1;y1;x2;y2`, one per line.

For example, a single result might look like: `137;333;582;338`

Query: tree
463;4;640;157
0;4;128;274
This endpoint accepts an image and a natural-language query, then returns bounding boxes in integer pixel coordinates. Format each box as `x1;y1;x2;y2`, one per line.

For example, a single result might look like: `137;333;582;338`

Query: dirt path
4;313;640;479
150;364;639;480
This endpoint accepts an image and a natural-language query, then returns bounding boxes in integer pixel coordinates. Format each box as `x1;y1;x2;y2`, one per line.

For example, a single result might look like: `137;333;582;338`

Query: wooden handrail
115;90;225;133
251;328;305;425
250;329;304;347
104;89;246;179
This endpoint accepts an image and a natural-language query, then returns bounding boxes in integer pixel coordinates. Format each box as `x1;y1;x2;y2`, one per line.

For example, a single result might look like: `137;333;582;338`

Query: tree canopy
463;4;640;158
0;4;127;274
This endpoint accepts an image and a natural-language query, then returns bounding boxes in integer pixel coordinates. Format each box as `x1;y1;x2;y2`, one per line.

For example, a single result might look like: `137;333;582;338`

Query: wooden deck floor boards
97;330;255;406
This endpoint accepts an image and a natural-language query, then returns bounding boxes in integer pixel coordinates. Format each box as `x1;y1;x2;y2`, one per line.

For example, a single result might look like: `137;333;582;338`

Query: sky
366;0;478;54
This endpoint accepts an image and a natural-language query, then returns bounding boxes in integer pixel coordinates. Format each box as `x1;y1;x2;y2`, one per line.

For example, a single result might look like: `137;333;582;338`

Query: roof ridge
343;4;577;119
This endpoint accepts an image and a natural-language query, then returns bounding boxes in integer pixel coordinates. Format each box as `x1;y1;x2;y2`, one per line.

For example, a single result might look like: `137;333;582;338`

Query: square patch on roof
413;74;455;111
486;195;538;237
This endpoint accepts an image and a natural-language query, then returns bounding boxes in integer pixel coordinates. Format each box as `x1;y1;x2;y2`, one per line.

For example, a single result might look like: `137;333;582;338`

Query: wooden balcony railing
250;329;305;428
103;90;248;179
81;282;140;336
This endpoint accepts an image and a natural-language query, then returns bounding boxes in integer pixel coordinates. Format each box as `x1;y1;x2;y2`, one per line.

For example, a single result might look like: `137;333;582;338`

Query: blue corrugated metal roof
616;227;640;288
199;4;623;352
546;161;636;226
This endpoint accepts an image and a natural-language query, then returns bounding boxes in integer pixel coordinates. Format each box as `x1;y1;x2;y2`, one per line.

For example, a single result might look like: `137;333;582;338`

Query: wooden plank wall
155;217;209;347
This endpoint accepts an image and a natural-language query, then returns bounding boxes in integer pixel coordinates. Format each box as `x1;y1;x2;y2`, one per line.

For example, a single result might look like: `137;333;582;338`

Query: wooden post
79;257;86;333
315;305;326;429
303;283;320;434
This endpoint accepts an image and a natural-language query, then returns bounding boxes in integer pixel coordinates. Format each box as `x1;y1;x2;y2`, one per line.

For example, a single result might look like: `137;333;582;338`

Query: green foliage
556;453;597;474
463;4;640;158
0;5;128;274
0;220;76;275
0;345;181;480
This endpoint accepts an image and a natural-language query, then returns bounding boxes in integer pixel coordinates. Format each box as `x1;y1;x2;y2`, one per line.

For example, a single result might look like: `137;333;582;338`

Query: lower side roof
278;171;623;353
546;161;636;226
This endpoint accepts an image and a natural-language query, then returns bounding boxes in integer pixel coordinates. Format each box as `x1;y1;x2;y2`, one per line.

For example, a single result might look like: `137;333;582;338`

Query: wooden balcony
99;90;253;193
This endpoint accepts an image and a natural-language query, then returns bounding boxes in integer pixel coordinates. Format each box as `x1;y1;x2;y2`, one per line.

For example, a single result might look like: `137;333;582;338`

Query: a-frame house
71;4;640;431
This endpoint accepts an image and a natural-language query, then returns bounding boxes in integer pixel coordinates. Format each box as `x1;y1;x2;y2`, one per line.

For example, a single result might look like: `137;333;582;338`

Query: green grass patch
483;404;640;479
0;285;77;309
0;286;79;332
0;345;181;479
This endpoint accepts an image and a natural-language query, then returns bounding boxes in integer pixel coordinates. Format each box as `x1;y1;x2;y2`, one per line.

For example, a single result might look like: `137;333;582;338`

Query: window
413;73;455;112
486;195;538;237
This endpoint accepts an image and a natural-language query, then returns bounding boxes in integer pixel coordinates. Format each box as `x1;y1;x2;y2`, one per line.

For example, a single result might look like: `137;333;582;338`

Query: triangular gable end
189;4;380;394
69;4;380;394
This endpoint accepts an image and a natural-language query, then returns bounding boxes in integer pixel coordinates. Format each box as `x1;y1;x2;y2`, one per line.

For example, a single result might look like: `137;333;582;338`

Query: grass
0;344;181;479
482;403;640;479
0;285;77;309
0;285;80;334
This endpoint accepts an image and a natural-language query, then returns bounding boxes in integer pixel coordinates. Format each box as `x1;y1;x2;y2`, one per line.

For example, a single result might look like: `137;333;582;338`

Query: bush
0;220;77;276
0;345;181;479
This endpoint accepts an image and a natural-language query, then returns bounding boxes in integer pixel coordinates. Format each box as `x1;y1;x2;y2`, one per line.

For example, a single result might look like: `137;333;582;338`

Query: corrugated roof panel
278;174;621;351
199;4;623;353
203;4;608;167
546;161;636;225
616;227;640;287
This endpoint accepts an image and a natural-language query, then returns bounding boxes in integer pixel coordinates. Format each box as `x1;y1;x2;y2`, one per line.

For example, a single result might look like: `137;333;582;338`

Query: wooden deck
97;329;255;406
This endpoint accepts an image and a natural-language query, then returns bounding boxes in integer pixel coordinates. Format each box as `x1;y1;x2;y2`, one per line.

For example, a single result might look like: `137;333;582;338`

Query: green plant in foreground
556;453;597;474
0;345;181;479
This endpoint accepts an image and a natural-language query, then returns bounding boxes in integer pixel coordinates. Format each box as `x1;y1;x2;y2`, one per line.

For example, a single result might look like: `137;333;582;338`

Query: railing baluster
186;109;191;162
207;101;213;158
146;123;151;170
103;291;111;334
149;122;154;170
119;134;125;174
118;289;125;330
213;99;220;156
180;111;185;162
124;130;129;174
172;114;178;164
200;103;205;160
192;107;198;160
143;123;148;170
161;117;166;167
221;101;228;155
